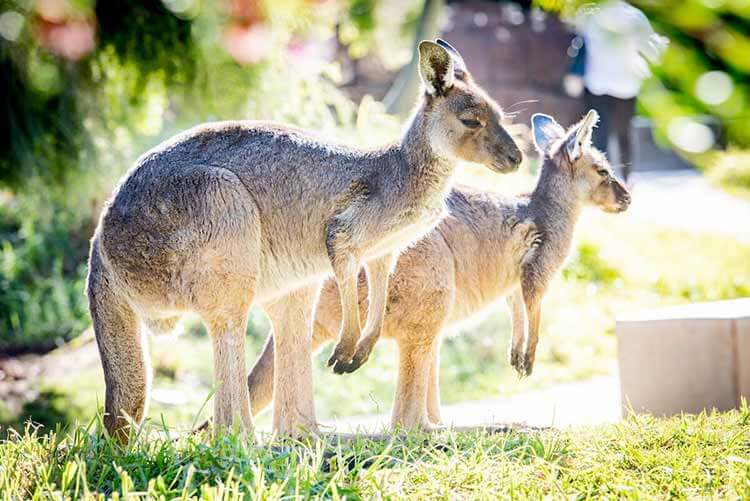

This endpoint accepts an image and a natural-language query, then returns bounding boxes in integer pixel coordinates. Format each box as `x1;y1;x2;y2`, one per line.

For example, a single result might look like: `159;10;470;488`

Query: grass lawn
1;407;749;499
2;165;749;499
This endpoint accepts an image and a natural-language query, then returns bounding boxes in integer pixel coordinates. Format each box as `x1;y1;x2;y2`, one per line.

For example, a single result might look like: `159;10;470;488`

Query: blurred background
1;0;749;432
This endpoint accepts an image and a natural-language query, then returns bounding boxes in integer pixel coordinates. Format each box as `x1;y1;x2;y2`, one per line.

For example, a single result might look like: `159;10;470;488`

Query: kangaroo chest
365;201;448;260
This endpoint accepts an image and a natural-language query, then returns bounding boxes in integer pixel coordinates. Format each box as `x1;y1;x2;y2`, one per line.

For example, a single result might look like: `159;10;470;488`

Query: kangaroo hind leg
193;166;261;436
203;304;253;434
265;282;322;437
391;336;441;431
194;239;257;436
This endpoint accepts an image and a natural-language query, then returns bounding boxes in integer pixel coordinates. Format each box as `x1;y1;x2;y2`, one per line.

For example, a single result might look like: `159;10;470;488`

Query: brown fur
242;111;630;430
86;40;521;441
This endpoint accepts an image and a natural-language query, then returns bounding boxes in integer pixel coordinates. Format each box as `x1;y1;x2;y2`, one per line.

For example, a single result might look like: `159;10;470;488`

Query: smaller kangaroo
240;110;631;430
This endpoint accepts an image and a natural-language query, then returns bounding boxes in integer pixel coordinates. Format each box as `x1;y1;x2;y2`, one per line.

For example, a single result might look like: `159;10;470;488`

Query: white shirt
576;1;667;99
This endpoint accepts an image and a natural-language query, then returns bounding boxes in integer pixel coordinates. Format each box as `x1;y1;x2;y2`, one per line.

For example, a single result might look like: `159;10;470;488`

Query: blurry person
564;0;667;180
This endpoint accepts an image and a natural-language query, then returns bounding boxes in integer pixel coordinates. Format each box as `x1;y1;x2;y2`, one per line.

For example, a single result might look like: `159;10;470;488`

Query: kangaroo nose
509;147;522;165
620;192;632;207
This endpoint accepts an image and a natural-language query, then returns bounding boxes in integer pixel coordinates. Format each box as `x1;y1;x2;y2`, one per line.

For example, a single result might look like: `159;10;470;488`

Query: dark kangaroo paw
332;336;377;374
509;348;526;377
326;339;356;371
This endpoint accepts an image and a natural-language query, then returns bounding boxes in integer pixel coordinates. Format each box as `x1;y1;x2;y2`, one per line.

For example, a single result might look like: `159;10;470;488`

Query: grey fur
86;40;522;440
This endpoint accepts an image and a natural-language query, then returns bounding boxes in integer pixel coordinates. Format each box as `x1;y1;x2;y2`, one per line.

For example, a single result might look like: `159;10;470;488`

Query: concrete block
616;298;750;416
737;317;750;402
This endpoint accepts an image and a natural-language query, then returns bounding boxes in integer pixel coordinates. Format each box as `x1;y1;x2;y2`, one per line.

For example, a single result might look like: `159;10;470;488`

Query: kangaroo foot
331;333;378;374
275;415;319;439
447;424;513;434
391;417;439;433
426;407;443;427
419;421;443;433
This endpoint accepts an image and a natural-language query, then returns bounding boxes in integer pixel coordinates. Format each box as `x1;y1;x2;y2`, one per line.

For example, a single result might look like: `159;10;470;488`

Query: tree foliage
632;0;750;149
0;0;201;187
536;0;750;151
0;0;416;190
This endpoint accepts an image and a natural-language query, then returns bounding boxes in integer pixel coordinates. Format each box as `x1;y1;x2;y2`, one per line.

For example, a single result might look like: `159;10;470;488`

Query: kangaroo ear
418;40;455;96
565;109;599;161
436;39;467;75
531;113;566;156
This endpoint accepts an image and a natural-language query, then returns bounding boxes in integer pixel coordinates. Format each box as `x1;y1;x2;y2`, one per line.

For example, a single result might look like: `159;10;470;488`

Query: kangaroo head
531;110;631;213
417;39;522;173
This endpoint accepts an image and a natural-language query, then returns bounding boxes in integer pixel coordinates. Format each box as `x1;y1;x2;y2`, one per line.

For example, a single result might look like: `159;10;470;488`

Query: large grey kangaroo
239;111;631;430
86;39;522;440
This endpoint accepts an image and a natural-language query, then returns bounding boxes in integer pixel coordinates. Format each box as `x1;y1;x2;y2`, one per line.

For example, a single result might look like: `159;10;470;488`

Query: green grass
2;407;749;499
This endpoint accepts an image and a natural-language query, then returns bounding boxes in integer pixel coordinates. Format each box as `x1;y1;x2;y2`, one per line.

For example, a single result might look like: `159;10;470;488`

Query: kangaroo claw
331;352;365;375
331;337;377;374
523;353;535;377
327;342;356;370
331;360;356;374
509;349;526;377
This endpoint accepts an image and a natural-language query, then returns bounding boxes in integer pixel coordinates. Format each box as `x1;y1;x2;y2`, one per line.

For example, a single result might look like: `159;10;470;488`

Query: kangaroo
86;39;522;440
239;110;631;430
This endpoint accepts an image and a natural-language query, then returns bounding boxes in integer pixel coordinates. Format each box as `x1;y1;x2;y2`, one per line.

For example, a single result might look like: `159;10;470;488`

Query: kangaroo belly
256;251;331;302
447;281;518;327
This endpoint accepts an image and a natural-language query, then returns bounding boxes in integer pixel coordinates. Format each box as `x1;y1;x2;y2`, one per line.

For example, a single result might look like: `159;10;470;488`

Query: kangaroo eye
460;118;482;129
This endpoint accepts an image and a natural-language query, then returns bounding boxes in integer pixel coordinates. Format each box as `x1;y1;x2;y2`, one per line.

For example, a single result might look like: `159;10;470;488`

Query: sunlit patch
136;82;167;136
0;11;24;42
162;0;200;19
151;388;189;406
695;71;733;106
667;117;715;153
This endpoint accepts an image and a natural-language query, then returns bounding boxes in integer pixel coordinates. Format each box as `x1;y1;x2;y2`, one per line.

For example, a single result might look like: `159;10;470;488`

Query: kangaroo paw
331;353;365;374
509;349;526;377
331;356;365;374
522;352;535;377
327;340;356;372
332;336;377;374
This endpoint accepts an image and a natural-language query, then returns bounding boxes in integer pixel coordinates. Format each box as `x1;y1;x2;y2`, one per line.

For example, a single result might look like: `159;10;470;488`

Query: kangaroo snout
616;189;632;212
491;139;523;173
504;143;523;171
